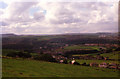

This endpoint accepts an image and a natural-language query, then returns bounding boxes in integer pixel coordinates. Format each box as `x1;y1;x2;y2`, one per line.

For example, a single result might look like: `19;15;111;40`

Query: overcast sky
0;0;119;35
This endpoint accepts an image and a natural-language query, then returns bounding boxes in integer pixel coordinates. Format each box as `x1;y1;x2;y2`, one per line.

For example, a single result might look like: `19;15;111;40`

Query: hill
0;33;17;37
2;58;119;77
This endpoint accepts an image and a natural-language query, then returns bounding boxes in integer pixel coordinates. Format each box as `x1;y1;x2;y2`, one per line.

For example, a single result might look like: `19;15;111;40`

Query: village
2;33;120;77
1;52;120;70
2;43;120;70
52;54;120;70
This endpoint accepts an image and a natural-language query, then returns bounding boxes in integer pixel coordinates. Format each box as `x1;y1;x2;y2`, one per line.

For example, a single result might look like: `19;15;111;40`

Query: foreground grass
2;58;119;77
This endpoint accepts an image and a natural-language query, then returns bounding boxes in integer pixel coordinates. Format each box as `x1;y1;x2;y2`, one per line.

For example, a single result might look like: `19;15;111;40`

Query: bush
7;52;18;57
82;62;87;66
73;62;80;65
33;54;57;62
17;52;31;58
63;59;68;64
7;51;31;58
106;48;113;53
114;47;120;51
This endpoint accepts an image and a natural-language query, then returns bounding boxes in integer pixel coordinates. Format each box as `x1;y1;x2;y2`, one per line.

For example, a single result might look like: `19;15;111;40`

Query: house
99;62;108;68
104;57;109;60
118;65;120;70
96;55;104;60
90;62;98;67
108;63;118;69
98;35;106;38
71;59;76;64
59;60;64;63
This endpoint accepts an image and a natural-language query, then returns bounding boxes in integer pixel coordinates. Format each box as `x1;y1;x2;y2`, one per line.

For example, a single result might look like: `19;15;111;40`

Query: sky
0;0;119;35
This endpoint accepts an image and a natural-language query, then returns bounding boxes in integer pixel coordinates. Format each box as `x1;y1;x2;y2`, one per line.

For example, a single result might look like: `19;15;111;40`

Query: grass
2;58;119;77
64;45;100;51
72;53;100;56
76;60;119;64
73;51;120;64
101;51;120;60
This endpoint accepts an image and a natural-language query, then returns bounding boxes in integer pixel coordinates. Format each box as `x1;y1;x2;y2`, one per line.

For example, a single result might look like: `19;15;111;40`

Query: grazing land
2;58;119;77
64;45;100;51
101;51;120;60
76;60;119;64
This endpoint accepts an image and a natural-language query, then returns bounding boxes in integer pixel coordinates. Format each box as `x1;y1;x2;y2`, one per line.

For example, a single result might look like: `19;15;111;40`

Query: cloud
0;21;8;26
33;11;45;21
2;2;38;23
1;2;118;34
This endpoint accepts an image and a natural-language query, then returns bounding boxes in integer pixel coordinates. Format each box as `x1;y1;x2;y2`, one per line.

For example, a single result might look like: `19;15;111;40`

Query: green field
72;53;99;56
76;60;119;64
73;51;119;64
101;51;120;60
64;45;100;51
2;58;119;77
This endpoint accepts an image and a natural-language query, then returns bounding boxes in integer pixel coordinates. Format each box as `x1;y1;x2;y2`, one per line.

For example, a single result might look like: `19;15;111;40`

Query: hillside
2;58;119;77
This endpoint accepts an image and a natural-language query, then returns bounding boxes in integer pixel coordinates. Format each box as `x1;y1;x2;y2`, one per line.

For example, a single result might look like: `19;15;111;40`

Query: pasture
101;51;120;60
2;58;119;77
76;60;119;64
64;45;100;51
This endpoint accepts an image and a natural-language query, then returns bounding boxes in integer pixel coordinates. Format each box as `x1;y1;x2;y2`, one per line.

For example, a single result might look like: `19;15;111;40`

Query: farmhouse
99;62;108;68
104;57;109;60
96;55;104;60
90;62;98;67
59;60;64;63
71;59;76;64
108;63;118;69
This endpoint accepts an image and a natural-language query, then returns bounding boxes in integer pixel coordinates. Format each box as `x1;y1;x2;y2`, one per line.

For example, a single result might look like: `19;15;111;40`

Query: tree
33;53;57;62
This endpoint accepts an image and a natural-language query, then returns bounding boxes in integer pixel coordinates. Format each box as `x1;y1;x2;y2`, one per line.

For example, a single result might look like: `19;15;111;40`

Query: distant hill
1;32;118;37
0;33;17;37
96;32;118;36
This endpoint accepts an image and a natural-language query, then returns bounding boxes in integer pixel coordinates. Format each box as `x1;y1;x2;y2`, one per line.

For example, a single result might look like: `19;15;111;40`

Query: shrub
63;59;68;64
33;54;57;62
82;62;87;66
73;62;80;65
18;52;31;58
7;51;31;58
7;52;18;57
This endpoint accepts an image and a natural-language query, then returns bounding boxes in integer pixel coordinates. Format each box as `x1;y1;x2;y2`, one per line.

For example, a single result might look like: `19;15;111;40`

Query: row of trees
7;51;31;58
64;50;99;58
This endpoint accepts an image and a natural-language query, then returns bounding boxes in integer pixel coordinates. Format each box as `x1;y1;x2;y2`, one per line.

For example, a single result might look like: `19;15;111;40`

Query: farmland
64;45;100;51
101;51;120;60
1;33;120;77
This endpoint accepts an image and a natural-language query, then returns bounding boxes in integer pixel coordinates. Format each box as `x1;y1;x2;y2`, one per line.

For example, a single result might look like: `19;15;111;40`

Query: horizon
1;32;118;36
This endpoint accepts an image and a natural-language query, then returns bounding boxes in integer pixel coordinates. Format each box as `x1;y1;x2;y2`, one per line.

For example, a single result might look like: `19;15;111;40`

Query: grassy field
101;51;120;60
76;60;119;64
72;53;100;56
64;45;100;51
73;51;119;64
72;51;119;60
2;58;119;77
